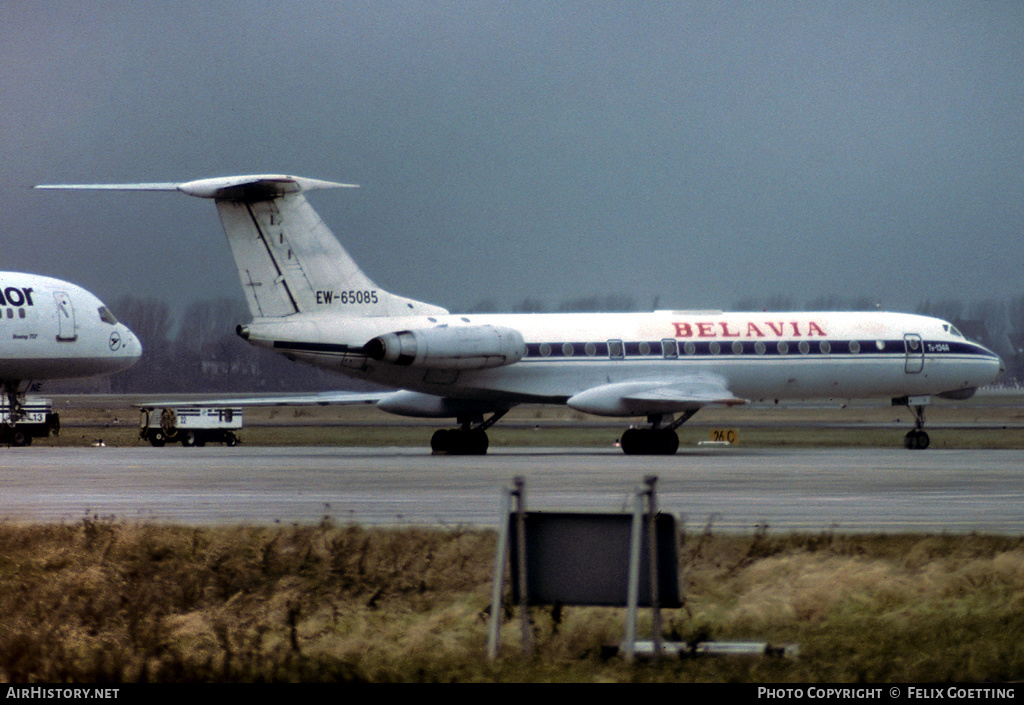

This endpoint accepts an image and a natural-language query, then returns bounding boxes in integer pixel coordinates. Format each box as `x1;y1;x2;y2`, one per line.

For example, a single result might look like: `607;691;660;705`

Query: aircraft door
54;292;77;341
904;334;923;374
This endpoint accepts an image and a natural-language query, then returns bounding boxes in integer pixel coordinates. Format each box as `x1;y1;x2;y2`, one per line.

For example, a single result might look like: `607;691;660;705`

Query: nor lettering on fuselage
37;175;1003;455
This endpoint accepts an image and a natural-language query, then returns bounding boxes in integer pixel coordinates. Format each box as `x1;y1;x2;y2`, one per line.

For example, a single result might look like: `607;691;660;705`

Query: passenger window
661;339;678;358
608;340;625;359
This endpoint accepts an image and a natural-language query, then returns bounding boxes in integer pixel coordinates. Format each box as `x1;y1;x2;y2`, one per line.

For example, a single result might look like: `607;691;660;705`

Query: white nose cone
110;325;143;372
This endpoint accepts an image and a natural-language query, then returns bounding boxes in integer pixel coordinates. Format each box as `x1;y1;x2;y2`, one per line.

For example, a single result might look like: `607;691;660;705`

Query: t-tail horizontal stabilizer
35;175;448;320
36;174;357;198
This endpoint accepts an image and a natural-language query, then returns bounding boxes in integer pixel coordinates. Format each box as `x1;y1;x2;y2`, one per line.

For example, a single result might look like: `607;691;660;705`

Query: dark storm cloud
4;1;1023;315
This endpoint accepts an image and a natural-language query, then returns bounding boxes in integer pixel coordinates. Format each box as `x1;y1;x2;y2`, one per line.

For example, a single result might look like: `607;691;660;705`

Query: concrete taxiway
1;445;1022;533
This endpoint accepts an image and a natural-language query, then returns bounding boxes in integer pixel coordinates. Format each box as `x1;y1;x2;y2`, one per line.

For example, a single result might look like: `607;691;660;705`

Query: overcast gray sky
5;1;1023;317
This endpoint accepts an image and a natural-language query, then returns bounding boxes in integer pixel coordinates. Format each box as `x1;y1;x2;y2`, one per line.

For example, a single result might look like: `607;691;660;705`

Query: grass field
1;520;1022;682
6;391;1021;682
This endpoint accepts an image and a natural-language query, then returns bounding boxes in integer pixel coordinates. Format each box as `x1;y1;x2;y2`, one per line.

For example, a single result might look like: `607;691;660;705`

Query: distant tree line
47;292;1024;395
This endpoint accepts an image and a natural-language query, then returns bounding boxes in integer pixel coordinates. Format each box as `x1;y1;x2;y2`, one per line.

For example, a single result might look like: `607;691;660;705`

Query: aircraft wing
134;391;392;408
567;377;746;417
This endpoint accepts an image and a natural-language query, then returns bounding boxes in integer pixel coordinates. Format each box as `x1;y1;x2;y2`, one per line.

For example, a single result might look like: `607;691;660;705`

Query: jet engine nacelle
362;325;526;370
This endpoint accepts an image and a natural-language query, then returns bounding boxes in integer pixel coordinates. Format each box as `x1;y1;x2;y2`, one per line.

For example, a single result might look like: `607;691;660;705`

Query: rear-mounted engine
363;325;526;370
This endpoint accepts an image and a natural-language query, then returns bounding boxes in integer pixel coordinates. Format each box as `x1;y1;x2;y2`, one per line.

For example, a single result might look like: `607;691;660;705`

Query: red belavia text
672;320;827;338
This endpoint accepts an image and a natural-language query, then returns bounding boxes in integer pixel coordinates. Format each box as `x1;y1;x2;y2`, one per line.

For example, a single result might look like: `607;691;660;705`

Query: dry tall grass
0;519;1022;682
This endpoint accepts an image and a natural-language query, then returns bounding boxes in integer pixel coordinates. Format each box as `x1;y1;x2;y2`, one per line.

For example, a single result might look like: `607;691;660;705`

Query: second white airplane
0;271;141;444
37;175;1004;454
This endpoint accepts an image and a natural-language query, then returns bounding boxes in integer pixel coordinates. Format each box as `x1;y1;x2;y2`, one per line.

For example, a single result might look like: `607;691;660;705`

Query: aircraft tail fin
36;175;448;319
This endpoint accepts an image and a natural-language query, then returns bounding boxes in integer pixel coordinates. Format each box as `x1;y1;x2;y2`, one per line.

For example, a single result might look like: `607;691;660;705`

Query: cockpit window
98;306;118;325
943;324;964;338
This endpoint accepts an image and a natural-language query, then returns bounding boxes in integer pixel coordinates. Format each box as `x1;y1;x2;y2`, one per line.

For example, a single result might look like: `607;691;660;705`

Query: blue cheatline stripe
523;339;996;360
267;338;997;362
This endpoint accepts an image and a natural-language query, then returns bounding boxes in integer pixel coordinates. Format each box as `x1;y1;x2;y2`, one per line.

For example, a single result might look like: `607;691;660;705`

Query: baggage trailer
0;396;60;446
139;406;242;447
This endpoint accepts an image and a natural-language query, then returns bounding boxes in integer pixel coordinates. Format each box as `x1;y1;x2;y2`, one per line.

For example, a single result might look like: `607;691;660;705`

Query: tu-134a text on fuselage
36;175;1003;454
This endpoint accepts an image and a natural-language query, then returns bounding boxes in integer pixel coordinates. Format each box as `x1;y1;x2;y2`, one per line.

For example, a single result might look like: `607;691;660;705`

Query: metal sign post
488;476;531;660
488;475;678;661
623;475;662;662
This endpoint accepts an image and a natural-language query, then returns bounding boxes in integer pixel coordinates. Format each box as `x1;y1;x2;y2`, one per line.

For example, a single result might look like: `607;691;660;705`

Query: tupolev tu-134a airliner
36;175;1003;454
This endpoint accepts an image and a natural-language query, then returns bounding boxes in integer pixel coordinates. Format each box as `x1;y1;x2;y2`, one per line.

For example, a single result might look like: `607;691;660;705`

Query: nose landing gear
895;397;931;450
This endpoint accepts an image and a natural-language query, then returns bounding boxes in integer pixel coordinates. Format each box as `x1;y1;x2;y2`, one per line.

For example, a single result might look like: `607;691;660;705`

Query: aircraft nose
121;325;143;359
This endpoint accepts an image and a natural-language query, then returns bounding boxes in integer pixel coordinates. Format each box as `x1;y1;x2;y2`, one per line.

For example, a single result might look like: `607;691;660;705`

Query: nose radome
122;326;143;358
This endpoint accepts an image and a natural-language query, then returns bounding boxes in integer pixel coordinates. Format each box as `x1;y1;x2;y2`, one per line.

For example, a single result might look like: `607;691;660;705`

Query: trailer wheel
225;432;238;447
181;430;197;447
11;430;31;447
149;429;166;447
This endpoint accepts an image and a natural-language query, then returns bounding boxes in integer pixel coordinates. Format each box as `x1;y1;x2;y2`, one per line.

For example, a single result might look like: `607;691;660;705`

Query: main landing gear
895;397;930;450
618;410;698;456
431;411;508;455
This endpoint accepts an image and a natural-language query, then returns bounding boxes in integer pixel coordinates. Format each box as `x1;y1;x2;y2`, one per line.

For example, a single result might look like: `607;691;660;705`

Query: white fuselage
242;309;1002;414
0;273;141;385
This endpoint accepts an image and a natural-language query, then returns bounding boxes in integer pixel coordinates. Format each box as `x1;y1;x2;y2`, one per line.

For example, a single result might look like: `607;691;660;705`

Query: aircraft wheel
431;428;488;455
657;429;680;455
620;428;643;455
904;430;930;450
463;428;488;455
431;429;451;454
620;428;678;455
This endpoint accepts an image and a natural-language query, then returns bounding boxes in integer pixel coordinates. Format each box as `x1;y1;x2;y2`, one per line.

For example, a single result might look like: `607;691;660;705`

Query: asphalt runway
1;445;1022;533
